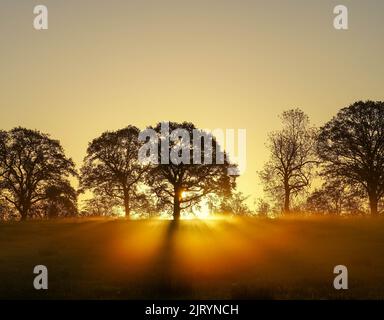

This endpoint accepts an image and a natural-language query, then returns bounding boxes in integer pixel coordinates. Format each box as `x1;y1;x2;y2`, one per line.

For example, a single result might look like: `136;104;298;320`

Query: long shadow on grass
143;220;192;299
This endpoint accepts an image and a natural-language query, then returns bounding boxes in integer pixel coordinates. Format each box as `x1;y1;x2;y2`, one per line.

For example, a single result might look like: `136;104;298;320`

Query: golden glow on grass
1;217;384;299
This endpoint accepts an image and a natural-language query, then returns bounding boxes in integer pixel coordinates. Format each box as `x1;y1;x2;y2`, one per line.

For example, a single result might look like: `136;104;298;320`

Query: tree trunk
368;192;378;216
124;199;130;217
284;186;290;214
173;188;181;220
19;202;29;221
123;189;130;218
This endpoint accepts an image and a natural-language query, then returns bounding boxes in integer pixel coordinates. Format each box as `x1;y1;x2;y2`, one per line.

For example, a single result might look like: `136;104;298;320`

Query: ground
0;216;383;299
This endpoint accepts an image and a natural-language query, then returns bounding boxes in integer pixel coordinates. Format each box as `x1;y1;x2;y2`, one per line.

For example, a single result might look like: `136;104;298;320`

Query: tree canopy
317;100;384;215
80;126;150;217
0;127;77;220
146;121;235;219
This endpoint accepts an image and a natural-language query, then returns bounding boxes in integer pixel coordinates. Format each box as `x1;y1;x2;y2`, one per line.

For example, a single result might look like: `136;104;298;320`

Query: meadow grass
0;216;383;299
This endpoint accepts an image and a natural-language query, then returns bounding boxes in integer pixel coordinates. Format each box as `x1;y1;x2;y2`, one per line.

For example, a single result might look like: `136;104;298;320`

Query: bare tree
306;179;364;215
208;192;252;216
80;126;150;217
317;100;384;215
259;109;317;213
255;198;270;217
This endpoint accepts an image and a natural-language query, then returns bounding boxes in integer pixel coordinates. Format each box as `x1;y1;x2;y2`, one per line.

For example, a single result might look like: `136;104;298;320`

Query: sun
195;203;210;219
190;200;211;220
180;191;211;219
116;206;126;217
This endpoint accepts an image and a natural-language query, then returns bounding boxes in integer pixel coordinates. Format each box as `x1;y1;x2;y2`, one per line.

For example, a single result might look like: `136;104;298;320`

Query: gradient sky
1;0;383;207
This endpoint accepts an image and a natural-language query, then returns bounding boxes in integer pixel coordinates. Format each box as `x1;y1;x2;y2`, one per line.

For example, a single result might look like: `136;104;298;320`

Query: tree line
0;122;233;221
1;100;383;221
259;100;384;216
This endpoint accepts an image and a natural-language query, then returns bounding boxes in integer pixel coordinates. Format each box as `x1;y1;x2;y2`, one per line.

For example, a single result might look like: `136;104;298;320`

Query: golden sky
1;0;383;205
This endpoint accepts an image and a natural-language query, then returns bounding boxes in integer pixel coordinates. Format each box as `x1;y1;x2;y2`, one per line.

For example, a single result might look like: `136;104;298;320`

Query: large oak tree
0;128;77;220
144;122;235;219
80;126;149;217
317;100;384;215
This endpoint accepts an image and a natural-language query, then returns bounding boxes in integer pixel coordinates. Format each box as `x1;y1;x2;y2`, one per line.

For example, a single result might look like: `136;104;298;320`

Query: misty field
0;217;384;299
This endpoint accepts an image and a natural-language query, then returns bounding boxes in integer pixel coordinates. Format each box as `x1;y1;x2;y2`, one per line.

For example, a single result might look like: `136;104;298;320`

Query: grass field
0;216;384;299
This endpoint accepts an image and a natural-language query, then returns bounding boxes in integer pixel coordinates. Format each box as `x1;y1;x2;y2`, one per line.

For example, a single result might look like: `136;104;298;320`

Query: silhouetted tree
317;100;384;215
255;198;270;217
306;180;364;215
0;128;77;220
208;192;252;216
145;122;235;219
221;192;252;215
0;132;7;219
259;109;317;213
80;126;150;217
82;195;121;217
43;182;78;218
